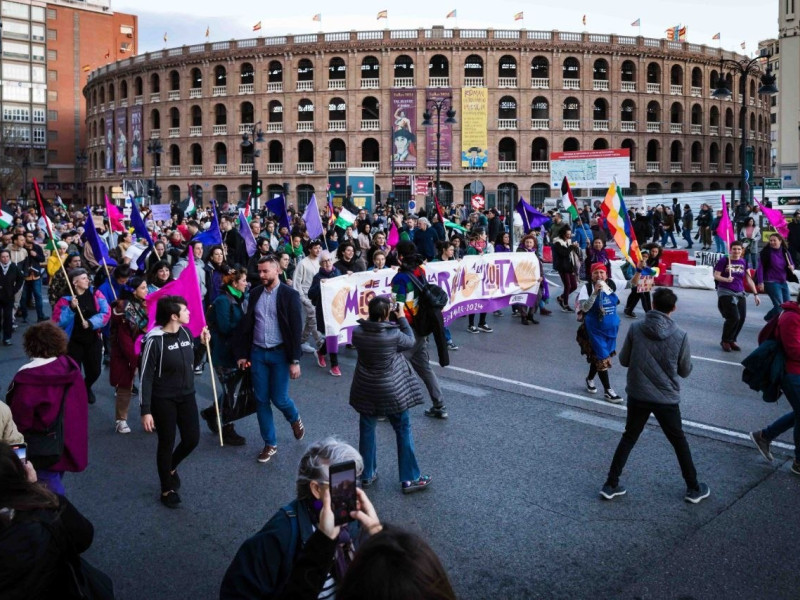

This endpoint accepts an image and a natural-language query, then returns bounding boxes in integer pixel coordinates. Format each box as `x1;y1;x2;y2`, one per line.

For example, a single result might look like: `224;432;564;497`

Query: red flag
105;196;125;232
32;178;55;240
146;258;207;338
433;196;445;225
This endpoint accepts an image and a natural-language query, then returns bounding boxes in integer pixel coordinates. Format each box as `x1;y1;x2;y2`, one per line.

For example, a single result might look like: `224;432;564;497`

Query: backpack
407;272;448;309
741;314;785;402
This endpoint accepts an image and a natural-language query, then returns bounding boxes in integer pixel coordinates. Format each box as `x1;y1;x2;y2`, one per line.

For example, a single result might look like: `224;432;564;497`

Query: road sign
764;178;781;190
408;200;416;211
471;194;485;210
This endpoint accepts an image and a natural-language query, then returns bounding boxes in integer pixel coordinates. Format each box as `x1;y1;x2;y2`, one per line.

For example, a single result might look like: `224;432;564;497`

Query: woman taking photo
714;241;761;352
147;259;174;293
756;233;798;321
6;322;88;494
308;251;343;377
552;226;581;312
350;296;432;494
140;295;210;508
199;268;247;446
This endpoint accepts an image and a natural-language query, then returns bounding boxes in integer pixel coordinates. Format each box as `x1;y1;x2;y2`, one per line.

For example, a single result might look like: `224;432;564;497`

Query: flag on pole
146;253;207;338
253;21;262;31
433;196;445;225
312;13;321;22
334;207;357;230
716;195;736;254
443;219;468;233
514;11;524;20
665;25;680;41
129;199;154;248
740;41;746;50
184;196;196;216
601;181;642;265
560;177;581;221
163;32;168;44
755;199;790;239
195;201;222;246
679;26;687;41
631;18;641;27
387;222;400;247
105;196;126;232
582;14;587;26
266;194;291;231
84;207;118;268
712;32;720;40
515;198;550;233
238;209;257;257
205;26;210;39
0;207;13;229
303;194;325;240
446;9;457;18
377;9;388;19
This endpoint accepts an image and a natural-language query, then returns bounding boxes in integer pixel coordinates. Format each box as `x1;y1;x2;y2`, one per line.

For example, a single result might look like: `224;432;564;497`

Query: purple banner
426;89;452;168
115;108;128;174
105;110;114;173
390;90;417;169
129;106;143;173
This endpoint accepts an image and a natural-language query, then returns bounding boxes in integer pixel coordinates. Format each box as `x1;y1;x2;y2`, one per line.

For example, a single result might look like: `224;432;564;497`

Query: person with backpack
714;241;761;352
748;293;800;477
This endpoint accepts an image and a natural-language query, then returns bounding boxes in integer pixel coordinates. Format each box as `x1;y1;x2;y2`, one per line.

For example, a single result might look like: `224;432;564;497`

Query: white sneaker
586;378;597;393
301;342;317;353
604;389;624;404
115;419;131;434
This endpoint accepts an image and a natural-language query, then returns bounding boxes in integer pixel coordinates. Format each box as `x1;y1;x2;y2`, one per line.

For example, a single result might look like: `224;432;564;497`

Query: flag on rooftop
253;21;262;31
514;11;524;21
631;18;640;27
312;13;321;22
741;41;746;50
82;64;91;72
712;32;720;40
205;26;210;39
582;14;586;26
446;9;456;18
377;10;388;19
163;32;167;43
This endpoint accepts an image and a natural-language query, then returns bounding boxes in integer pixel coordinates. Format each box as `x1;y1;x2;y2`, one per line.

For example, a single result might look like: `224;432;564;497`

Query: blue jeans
21;278;45;320
713;235;726;254
763;281;791;321
682;228;693;248
359;411;420;483
250;346;299;446
762;373;800;460
444;327;452;343
660;231;677;247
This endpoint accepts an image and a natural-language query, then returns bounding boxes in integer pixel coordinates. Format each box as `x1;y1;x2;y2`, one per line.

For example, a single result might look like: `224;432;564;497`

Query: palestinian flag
185;196;196;216
443;219;467;233
334;206;356;230
560;177;581;221
243;201;252;223
0;207;12;229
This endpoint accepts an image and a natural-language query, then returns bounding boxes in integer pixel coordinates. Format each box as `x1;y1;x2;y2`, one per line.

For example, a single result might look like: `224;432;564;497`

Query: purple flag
194;200;222;246
515;197;550;233
302;194;324;240
238;209;257;257
755;199;790;239
716;195;736;251
84;207;117;267
266;194;291;231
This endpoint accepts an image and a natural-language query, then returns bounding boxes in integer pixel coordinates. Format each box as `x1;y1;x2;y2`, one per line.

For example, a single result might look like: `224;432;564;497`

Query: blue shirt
253;285;282;348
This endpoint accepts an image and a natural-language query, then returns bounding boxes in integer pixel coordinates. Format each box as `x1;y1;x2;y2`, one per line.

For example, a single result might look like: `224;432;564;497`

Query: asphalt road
3;283;798;599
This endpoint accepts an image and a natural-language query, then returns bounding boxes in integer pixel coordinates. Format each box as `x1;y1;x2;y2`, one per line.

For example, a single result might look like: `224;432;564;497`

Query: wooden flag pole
205;341;224;447
101;257;117;301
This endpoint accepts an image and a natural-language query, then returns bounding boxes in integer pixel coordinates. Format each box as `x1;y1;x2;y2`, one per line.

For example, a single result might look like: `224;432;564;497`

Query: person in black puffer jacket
349;296;431;495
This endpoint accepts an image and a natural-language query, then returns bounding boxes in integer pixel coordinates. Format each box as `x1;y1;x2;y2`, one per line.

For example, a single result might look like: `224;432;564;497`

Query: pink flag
755;199;790;239
387;221;399;247
146;258;207;337
105;196;126;232
716;195;736;251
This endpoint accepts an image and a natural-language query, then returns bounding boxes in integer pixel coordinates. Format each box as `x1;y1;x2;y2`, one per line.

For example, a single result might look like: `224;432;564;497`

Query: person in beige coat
0;401;24;444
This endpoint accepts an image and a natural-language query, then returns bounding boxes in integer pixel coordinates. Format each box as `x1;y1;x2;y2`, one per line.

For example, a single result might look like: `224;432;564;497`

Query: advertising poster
549;149;631;189
460;87;488;168
105;110;114;173
129;105;143;173
426;89;453;168
115;108;128;174
390;90;417;169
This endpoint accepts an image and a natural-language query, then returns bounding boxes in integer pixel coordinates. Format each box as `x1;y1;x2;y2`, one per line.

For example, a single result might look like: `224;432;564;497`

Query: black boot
520;314;530;325
200;407;219;434
222;424;246;446
527;314;540;325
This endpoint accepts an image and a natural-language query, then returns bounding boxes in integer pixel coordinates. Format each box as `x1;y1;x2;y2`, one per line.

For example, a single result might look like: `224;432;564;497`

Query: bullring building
82;26;772;210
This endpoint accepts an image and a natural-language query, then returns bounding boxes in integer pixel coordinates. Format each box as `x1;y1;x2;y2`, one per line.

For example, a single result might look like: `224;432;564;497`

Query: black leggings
625;290;652;313
67;335;103;393
468;313;487;327
587;365;611;391
150;393;200;493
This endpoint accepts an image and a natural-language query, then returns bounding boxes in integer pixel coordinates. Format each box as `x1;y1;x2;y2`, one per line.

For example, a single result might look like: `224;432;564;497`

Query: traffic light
251;169;262;197
155;185;162;201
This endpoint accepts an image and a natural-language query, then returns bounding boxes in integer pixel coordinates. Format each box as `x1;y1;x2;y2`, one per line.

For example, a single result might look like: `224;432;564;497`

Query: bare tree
0;127;30;202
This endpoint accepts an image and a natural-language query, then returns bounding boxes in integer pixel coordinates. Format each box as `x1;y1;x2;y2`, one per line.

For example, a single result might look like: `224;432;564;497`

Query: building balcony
149;93;160;103
239;83;254;94
266;122;283;133
725;127;733;137
563;119;580;130
670;85;683;95
464;77;484;87
189;165;202;176
646;121;661;133
168;90;180;101
267;82;283;93
691;86;702;97
266;163;283;174
297;162;314;173
710;162;719;173
498;77;517;88
531;118;549;130
530;161;549;172
670;162;682;173
296;81;314;91
621;81;636;92
168;166;180;176
360;119;379;130
593;120;609;131
150;129;161;139
563;78;580;90
393;77;414;88
328;120;346;131
429;77;450;87
108;101;115;110
328;80;346;90
189;88;202;99
710;125;719;136
691;162;702;173
297;122;313;132
150;167;161;176
120;99;129;108
498;118;517;130
498;161;517;172
593;80;609;91
212;86;227;96
724;163;733;174
670;123;682;134
328;161;346;170
360;79;379;89
646;83;661;93
213;164;227;175
239;163;254;175
361;162;379;170
531;78;549;89
168;127;180;138
134;95;143;105
630;162;636;172
239;123;254;134
621;121;636;132
213;124;227;135
691;124;702;135
646;161;660;172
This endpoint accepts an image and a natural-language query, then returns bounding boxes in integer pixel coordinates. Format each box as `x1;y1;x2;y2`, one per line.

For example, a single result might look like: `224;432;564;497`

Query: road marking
440;364;795;452
692;355;743;367
439;380;488;397
558;410;624;432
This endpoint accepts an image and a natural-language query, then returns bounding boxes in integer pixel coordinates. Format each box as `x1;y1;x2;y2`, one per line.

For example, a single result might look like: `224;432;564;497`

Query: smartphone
11;443;27;464
329;460;357;526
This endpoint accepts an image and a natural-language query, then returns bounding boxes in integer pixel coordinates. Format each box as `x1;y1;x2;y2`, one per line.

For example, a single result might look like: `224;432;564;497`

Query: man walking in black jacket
0;249;24;345
600;287;710;504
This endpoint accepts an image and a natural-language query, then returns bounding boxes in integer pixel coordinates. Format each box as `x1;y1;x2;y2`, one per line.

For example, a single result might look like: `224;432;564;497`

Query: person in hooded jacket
6;322;88;495
308;251;342;377
350;296;431;495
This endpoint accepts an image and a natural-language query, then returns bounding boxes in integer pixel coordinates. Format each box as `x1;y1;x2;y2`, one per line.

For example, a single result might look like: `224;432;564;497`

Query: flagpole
205;341;224;447
101;257;117;301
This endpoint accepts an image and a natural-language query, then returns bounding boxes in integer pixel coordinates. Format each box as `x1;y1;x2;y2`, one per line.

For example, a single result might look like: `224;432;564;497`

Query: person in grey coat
350;296;432;495
600;287;711;504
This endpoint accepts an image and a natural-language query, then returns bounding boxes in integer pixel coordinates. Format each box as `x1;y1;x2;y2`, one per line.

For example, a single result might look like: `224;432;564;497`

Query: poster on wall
460;87;488;168
115;108;128;174
105;110;114;173
129;105;143;173
426;89;452;168
549;149;631;189
390;90;417;169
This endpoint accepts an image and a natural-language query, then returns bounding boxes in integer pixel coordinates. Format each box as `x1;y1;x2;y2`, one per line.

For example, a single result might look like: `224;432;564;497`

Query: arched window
710;69;720;92
646;183;663;195
108;83;115;102
670;102;683;124
298;59;314;82
498;55;517;83
329;139;346;164
190;68;202;89
268;100;283;123
361;56;379;83
621;139;636;165
213;185;228;204
593;99;608;122
191;105;202;127
99;87;105;103
562;97;580;121
563;57;580;82
134;76;143;96
99;118;105;136
691;67;703;89
328;97;346;124
268;61;283;84
691;141;702;163
646;140;660;162
531;138;548;161
593;59;609;81
725;107;734;128
150;73;160;94
498;96;517;120
464;54;484;84
692;182;704;192
710;105;720;128
671;182;684;193
168;185;181;202
725;143;734;165
362;138;380;163
298;99;314;122
150;109;160;130
646;63;661;87
394;55;414;80
298;139;314;163
214;142;227;165
214;104;227;125
241;102;254;124
169;70;180;91
268;141;283;164
749;112;756;132
563;137;579;152
329;57;346;82
710;142;720;164
240;62;254;85
691;104;703;127
621;99;636;123
169;144;180;166
498;138;516;162
593;138;609;150
214;65;227;88
531;56;549;82
191;143;202;166
531;97;549;125
670;140;683;164
647;101;661;124
169;107;179;128
361;96;379;121
621;60;636;84
670;64;683;88
429;54;449;84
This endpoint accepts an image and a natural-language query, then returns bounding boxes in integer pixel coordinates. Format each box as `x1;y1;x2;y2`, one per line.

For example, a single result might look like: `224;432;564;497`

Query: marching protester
576;262;641;403
465;228;494;333
140;295;210;508
392;241;447;419
52;268;111;404
515;233;547;325
624;244;661;318
109;276;148;435
552;226;581;312
147;259;174;293
334;241;367;274
308;251;342;377
247;237;272;286
206;244;231;304
234;255;306;464
697;203;713;251
6;322;88;494
20;230;47;323
582;238;611;283
0;249;25;346
433;240;459;350
293;238;324;354
714;241;761;352
681;204;694;249
350;296;432;494
173;240;209;374
756;233;798;321
199;268;247;446
748;294;800;476
600;288;711;504
739;216;761;270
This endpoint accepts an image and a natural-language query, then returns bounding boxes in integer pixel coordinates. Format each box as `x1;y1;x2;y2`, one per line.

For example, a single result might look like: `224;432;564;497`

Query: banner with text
460;87;488;168
549;148;631;189
129;106;143;173
115;108;128;174
426;89;453;168
320;254;541;351
391;90;417;169
105;110;114;174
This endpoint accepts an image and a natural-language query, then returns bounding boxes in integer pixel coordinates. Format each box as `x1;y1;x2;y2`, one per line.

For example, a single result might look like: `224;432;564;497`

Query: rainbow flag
600;181;641;265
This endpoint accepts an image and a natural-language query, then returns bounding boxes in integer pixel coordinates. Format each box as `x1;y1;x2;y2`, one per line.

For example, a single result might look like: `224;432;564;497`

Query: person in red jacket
748;296;800;476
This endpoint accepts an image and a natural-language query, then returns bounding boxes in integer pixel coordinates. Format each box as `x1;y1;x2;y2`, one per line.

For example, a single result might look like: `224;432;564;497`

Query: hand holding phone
329;460;357;526
11;443;26;464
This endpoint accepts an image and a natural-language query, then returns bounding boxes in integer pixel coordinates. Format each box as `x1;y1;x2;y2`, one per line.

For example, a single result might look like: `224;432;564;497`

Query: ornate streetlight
422;97;456;209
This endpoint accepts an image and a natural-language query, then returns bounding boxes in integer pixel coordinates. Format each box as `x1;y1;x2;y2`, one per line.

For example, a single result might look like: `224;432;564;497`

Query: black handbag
408;273;448;309
6;384;67;470
221;368;257;423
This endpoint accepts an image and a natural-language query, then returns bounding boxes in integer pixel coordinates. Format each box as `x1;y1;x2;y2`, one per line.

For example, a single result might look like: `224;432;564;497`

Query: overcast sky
116;0;778;57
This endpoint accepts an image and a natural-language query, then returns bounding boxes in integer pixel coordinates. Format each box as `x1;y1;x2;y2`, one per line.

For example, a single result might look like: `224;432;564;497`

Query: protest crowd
0;180;799;599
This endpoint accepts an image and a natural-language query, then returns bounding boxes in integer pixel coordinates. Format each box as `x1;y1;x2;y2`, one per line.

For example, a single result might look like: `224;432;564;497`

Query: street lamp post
21;155;30;207
422;97;456;212
146;138;163;204
712;55;777;208
241;121;264;208
75;149;88;205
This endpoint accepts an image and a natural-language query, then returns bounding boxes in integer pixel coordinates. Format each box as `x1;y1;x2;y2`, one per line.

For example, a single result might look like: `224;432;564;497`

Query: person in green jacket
465;228;493;334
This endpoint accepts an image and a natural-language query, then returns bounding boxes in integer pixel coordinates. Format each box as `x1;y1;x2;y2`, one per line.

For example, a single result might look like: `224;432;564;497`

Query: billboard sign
549;149;631;189
390;90;417;169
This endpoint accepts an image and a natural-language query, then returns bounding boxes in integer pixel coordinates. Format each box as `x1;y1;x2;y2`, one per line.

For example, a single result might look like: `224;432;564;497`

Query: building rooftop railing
86;28;750;82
